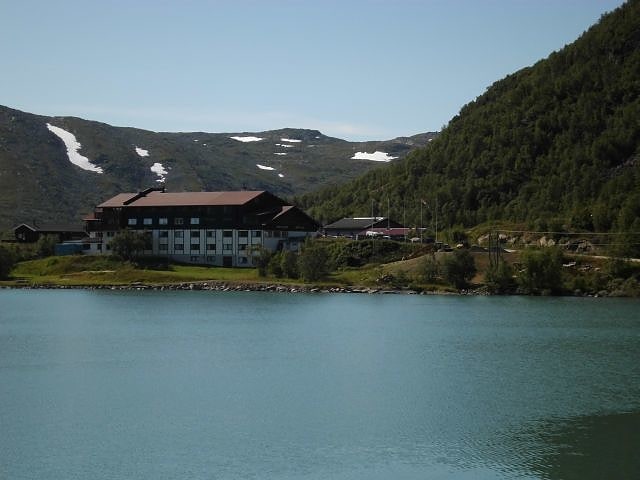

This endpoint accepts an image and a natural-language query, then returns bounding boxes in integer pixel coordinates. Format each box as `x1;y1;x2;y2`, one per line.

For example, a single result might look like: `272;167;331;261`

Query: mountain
298;0;640;233
0;105;436;230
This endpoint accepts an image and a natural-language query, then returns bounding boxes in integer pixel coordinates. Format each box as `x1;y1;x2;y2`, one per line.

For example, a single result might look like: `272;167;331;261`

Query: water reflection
522;411;640;480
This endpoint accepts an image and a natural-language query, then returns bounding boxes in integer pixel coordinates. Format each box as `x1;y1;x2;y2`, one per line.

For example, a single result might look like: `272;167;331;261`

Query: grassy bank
5;255;261;287
3;248;639;297
3;255;366;289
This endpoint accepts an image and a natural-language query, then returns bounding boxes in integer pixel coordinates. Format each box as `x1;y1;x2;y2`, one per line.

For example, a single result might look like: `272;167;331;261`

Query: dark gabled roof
13;223;85;233
98;190;266;208
264;205;320;230
324;217;386;230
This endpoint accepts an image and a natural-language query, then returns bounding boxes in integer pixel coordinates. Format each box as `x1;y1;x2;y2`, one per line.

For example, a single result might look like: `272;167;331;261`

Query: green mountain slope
298;0;640;232
0;106;436;230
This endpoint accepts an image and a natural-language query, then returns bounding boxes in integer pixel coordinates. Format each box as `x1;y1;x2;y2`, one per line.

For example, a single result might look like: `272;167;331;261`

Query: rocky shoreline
1;280;466;295
2;281;624;297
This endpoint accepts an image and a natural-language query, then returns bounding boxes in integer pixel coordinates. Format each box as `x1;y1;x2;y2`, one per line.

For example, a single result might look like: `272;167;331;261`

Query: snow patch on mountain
351;151;398;162
150;162;168;182
135;147;149;157
231;136;264;143
46;123;103;173
281;138;301;143
256;164;275;171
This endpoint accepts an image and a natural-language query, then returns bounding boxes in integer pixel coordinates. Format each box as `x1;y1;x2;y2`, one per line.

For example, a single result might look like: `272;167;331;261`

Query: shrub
268;252;284;278
420;253;440;283
298;241;329;282
35;235;58;258
485;260;516;294
252;246;272;277
442;250;476;289
518;247;564;294
281;250;299;279
326;239;411;268
0;246;15;279
606;257;635;279
109;230;146;261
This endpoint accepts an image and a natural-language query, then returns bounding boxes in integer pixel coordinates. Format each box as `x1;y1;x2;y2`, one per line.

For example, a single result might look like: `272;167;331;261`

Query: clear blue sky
0;0;625;140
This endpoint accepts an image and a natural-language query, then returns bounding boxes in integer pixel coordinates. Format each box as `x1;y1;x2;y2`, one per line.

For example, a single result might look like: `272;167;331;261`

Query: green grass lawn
5;255;374;288
7;255;262;286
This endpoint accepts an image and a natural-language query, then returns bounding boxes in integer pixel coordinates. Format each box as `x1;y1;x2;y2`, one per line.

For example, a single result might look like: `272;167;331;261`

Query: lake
1;290;639;479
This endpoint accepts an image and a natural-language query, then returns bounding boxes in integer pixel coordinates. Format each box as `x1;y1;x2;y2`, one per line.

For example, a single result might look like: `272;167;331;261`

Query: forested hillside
298;0;640;233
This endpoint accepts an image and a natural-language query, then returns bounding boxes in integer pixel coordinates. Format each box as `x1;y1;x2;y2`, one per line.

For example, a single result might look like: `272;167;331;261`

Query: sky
0;0;626;141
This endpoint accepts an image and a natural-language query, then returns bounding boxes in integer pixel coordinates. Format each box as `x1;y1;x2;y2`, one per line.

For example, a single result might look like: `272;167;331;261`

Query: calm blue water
1;290;639;479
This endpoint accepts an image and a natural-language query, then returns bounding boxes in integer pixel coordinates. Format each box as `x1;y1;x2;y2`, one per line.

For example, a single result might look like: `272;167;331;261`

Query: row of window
128;217;200;226
188;256;250;264
122;223;263;239
158;243;251;252
155;230;261;239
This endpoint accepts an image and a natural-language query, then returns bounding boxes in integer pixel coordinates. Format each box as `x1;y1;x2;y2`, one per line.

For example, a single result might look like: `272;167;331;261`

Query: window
159;244;168;251
143;218;153;226
223;230;233;238
174;217;184;225
238;230;248;238
174;231;184;238
238;244;247;252
207;243;216;251
238;257;248;265
190;256;199;262
159;218;168;225
191;244;200;251
159;231;169;238
174;243;184;251
190;217;200;225
206;256;215;262
191;230;200;238
107;231;115;237
206;230;215;238
128;218;137;226
252;230;262;238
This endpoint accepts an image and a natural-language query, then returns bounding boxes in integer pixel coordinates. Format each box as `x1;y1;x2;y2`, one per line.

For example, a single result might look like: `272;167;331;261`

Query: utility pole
489;230;502;268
